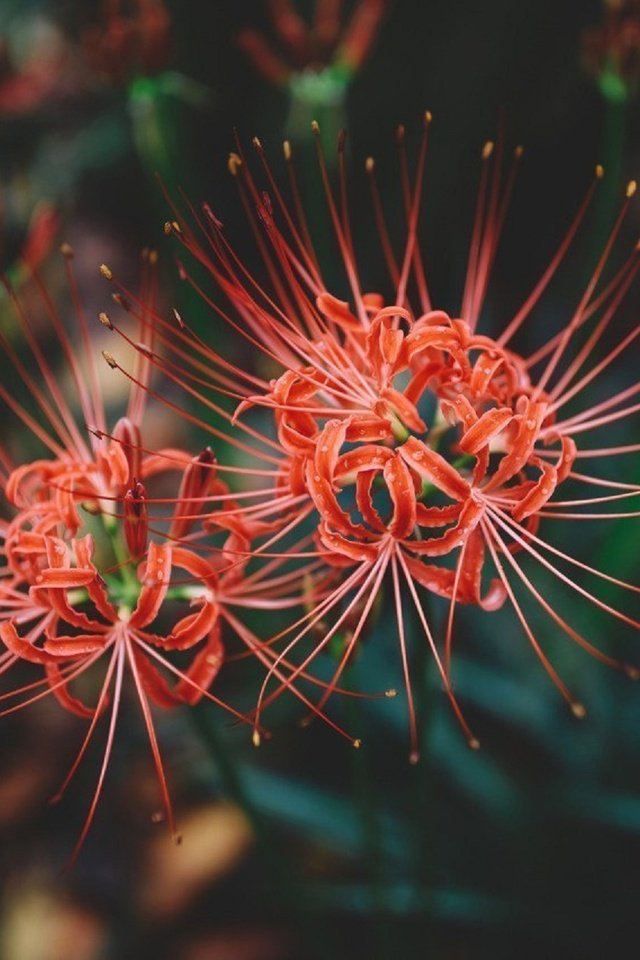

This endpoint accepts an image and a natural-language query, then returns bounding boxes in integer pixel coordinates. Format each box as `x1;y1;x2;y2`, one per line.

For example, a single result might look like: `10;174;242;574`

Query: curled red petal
171;624;224;705
164;602;219;652
459;407;513;454
130;541;172;628
318;522;380;563
399;436;470;502
45;661;99;719
404;498;484;556
385;455;417;539
512;461;559;522
0;621;56;664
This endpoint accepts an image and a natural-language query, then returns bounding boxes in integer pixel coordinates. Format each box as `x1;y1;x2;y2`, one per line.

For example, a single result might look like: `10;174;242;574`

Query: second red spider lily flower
0;247;266;859
118;117;640;762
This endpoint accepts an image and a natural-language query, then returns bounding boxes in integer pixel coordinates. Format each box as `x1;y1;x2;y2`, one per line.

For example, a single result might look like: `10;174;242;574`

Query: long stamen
481;518;585;716
124;631;179;842
50;643;120;805
396;548;479;749
485;515;638;677
534;179;636;398
65;641;126;869
497;166;603;348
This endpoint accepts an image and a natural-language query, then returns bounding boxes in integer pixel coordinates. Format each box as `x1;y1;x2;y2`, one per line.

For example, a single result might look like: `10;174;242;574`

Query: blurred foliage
1;2;640;959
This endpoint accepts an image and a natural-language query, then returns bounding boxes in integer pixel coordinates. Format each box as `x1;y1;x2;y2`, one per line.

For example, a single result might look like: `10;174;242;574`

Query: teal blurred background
0;2;639;958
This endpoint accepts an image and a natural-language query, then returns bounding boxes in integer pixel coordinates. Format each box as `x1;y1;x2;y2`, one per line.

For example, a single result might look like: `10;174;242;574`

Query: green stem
105;518;137;595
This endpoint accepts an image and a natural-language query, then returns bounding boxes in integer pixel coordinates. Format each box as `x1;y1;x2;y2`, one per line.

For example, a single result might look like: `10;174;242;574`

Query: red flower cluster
2;118;640;857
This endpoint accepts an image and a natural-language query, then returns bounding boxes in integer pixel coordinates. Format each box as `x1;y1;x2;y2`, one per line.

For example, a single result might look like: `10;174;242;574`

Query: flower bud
170;447;217;540
124;480;148;559
113;417;142;487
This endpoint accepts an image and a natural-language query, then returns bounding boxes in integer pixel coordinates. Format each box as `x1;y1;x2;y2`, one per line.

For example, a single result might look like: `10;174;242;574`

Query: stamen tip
409;750;420;765
468;737;481;751
98;311;113;329
352;738;362;749
252;730;261;747
228;152;242;176
283;139;292;160
99;263;113;280
514;144;524;158
595;163;605;179
365;156;375;172
112;292;131;312
60;242;74;259
424;109;432;125
625;665;640;681
571;701;587;719
252;135;263;150
311;119;320;133
482;140;494;160
102;350;117;369
385;688;397;698
626;179;637;198
148;249;158;265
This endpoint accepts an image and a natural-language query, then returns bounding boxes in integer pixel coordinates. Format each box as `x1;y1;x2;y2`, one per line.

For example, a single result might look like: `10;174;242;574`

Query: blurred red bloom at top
238;0;389;88
82;0;172;86
583;0;640;100
134;119;640;760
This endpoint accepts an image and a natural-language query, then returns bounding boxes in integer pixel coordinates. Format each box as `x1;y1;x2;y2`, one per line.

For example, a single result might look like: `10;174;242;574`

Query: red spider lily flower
107;120;640;761
0;248;271;858
237;0;388;87
82;0;172;87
